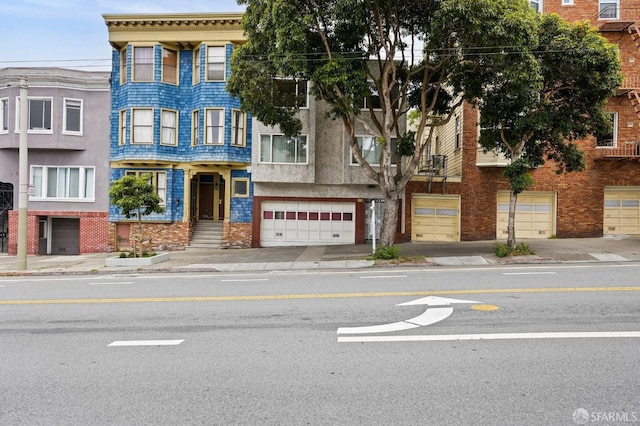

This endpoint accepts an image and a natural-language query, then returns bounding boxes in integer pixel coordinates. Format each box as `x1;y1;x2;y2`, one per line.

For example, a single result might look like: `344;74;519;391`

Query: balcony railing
594;141;640;159
621;75;640;90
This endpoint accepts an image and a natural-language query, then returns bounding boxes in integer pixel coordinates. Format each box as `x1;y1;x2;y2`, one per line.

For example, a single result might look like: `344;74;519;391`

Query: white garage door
604;187;640;235
411;195;460;242
497;191;555;239
261;201;356;246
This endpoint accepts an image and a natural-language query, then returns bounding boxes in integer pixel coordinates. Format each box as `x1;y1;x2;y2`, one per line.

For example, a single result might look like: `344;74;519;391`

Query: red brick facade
405;3;640;241
8;211;109;255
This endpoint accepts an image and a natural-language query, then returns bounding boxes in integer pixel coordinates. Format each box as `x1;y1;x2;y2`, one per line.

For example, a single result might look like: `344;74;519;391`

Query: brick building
0;68;111;255
404;0;640;243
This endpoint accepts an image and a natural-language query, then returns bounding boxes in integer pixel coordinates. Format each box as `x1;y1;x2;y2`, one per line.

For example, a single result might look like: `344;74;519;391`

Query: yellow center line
1;286;640;305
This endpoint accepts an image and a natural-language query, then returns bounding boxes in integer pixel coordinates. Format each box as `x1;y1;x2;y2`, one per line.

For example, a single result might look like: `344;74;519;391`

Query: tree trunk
379;196;399;247
507;189;518;250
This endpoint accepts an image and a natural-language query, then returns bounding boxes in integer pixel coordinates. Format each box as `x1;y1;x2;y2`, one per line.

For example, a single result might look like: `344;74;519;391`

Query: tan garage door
497;191;555;239
604;187;640;235
411;195;460;242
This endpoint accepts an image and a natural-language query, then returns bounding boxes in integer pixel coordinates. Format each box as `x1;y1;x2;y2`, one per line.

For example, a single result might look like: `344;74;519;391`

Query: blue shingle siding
229;170;254;223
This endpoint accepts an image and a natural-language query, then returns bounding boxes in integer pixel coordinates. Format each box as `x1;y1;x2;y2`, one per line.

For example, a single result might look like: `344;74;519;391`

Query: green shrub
119;252;128;258
373;245;400;260
493;243;511;258
493;242;535;257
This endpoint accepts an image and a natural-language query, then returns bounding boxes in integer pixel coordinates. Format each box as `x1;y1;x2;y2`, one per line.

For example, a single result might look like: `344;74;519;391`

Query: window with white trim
63;98;82;135
260;134;308;164
455;115;461;150
0;98;8;133
596;112;617;147
125;170;166;206
274;79;308;108
599;0;619;19
191;109;200;146
530;0;541;12
231;109;246;146
30;166;95;200
16;98;53;132
350;136;397;165
193;47;201;84
162;47;178;84
206;46;226;81
133;46;154;82
205;108;224;145
132;108;153;144
160;109;177;146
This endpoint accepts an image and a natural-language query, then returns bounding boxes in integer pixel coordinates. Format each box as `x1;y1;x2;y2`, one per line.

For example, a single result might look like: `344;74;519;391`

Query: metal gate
0;182;13;253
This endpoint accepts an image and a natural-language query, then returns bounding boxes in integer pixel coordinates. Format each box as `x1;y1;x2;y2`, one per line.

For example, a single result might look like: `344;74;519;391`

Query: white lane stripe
89;282;133;285
220;278;269;282
503;272;556;275
338;331;640;343
108;340;184;347
360;275;407;279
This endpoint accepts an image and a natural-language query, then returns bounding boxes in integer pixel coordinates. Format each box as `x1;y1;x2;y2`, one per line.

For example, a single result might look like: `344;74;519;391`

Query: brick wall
223;222;252;248
108;221;191;252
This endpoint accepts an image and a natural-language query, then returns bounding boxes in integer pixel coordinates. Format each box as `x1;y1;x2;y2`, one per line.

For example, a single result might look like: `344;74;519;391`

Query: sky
0;0;246;71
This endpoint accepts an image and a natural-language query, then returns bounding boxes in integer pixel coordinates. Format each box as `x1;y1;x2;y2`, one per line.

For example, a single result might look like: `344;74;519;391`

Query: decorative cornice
103;13;244;31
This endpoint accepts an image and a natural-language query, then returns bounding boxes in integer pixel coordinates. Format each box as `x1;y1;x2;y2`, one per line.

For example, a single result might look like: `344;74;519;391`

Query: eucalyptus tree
228;0;538;246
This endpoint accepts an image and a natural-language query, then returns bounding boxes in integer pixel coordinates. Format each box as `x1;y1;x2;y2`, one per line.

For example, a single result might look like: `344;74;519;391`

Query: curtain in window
84;168;95;199
133;109;153;143
32;167;43;197
207;46;225;80
162;48;177;84
134;47;153;81
161;110;177;145
206;109;222;144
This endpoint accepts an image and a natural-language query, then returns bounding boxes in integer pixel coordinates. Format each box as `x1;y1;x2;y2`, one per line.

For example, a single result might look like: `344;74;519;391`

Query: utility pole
16;78;28;270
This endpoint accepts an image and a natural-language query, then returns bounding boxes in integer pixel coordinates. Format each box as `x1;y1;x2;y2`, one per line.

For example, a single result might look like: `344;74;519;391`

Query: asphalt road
1;264;639;425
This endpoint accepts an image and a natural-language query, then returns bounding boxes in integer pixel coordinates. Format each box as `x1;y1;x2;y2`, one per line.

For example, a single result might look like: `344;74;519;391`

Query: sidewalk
0;235;639;276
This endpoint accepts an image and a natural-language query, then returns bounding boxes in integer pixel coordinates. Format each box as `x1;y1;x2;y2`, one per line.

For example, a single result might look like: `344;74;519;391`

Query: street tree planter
105;252;170;267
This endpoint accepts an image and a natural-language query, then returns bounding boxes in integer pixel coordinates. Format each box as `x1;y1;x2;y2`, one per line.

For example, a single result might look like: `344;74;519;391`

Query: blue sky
0;0;246;71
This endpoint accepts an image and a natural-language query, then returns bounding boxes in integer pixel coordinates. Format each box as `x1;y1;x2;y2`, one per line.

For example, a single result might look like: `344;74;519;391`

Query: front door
198;174;225;221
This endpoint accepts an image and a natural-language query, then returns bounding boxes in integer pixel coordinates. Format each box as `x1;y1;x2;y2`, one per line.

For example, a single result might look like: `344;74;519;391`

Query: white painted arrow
337;296;480;335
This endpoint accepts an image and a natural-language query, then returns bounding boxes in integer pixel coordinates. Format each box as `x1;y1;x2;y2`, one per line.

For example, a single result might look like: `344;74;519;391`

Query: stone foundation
223;222;252;248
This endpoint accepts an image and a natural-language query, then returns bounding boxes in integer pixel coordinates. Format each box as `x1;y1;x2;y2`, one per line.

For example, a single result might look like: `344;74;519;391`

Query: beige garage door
604;187;640;235
411;195;460;242
497;191;555;239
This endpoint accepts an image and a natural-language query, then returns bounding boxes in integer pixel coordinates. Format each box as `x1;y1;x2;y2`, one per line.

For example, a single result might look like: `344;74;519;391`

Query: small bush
119;252;128;258
493;243;511;258
493;242;535;258
373;245;400;260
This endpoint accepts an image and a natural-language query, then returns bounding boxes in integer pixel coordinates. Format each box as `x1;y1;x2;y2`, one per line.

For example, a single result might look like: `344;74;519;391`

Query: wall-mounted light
176;198;181;206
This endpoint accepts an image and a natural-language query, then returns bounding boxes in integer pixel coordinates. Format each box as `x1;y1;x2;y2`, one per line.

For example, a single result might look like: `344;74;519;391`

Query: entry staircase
187;221;223;251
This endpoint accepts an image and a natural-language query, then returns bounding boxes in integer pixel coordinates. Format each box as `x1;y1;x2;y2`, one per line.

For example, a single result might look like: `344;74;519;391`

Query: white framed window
205;108;224;145
455;115;461;150
232;178;250;198
132;108;153;144
16;97;53;133
206;46;226;81
360;81;400;110
120;48;127;84
350;135;397;166
162;47;178;84
193;47;201;84
125;170;167;206
596;112;617;147
133;46;154;82
0;98;8;133
30;166;95;201
160;109;177;146
529;0;541;12
63;98;82;135
260;134;308;164
118;110;127;146
274;79;308;108
191;109;200;146
231;109;246;146
599;0;619;19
